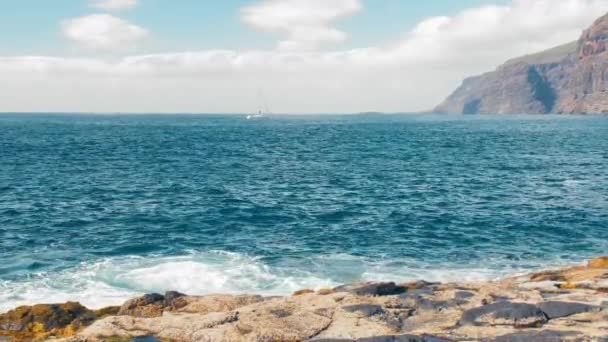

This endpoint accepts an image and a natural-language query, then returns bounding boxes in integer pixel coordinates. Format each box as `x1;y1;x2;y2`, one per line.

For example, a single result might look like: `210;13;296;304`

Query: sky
0;0;607;113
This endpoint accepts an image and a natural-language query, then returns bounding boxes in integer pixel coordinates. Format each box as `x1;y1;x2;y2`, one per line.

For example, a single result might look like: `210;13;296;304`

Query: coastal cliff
434;13;608;115
2;257;608;341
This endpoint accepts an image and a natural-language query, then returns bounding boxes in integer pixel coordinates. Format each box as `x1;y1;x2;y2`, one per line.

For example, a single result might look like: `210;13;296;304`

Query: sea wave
0;250;580;312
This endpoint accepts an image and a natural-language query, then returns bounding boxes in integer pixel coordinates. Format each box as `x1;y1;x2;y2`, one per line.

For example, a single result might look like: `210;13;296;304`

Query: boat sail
246;90;270;120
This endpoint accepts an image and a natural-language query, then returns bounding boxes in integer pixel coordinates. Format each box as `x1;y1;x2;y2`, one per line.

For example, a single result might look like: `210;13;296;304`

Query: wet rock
334;282;408;296
460;302;548;328
490;330;584;342
538;301;598;319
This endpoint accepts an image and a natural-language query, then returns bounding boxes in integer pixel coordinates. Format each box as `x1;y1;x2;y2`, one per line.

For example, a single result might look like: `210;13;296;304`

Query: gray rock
490;330;584;342
0;321;25;331
454;291;475;300
141;293;165;304
342;304;385;317
313;335;450;342
360;335;451;342
398;293;464;311
164;291;186;305
334;282;407;297
538;301;598;319
460;302;548;328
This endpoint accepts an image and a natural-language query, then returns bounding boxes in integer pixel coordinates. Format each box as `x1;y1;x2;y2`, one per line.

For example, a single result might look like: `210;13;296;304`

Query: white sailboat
246;90;270;120
246;110;265;120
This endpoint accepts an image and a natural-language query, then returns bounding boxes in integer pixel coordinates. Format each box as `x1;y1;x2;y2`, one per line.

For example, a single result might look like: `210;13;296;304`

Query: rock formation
435;13;608;115
2;257;608;341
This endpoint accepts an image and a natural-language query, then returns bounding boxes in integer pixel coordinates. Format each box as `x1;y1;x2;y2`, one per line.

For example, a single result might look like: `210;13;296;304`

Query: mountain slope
435;13;608;114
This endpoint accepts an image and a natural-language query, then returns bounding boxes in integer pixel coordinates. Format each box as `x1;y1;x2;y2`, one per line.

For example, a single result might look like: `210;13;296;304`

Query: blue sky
1;0;508;55
0;0;604;113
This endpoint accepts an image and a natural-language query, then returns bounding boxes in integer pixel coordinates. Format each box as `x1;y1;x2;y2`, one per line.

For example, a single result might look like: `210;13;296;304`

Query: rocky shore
2;257;608;341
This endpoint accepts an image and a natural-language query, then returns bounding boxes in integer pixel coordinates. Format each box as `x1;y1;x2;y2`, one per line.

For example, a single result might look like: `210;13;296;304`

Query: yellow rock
560;283;578;289
292;289;315;296
588;256;608;269
317;288;335;295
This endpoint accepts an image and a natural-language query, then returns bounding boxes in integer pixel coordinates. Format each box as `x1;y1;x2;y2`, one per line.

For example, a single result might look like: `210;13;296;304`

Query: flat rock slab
342;304;385;317
460;302;548;328
538;301;598;319
313;334;451;342
490;330;586;342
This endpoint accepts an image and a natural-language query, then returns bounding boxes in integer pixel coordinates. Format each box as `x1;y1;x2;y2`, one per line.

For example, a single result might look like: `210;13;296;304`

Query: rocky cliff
435;13;608;114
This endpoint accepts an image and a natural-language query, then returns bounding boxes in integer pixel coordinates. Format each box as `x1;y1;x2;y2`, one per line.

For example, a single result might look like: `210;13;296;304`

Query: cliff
435;13;608;114
2;257;608;341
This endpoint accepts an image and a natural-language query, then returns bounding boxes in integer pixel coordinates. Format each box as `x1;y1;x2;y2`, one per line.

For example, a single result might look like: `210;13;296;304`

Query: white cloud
2;0;608;113
61;14;148;50
241;0;363;51
93;0;139;11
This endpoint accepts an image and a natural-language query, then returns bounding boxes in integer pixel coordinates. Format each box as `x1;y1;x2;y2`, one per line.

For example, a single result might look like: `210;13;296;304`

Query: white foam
0;251;337;312
0;251;583;313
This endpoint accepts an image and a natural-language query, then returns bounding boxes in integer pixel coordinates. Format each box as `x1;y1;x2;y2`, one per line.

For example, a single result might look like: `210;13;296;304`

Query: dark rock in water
538;301;598;319
460;302;548;328
334;282;408;296
342;304;385;317
490;330;584;342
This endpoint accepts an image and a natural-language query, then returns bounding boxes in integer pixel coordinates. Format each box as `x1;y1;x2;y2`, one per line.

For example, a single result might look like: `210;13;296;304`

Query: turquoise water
1;114;607;311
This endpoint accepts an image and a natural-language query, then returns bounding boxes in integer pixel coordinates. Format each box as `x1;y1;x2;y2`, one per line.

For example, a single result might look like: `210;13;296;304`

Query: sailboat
246;110;265;120
246;90;270;120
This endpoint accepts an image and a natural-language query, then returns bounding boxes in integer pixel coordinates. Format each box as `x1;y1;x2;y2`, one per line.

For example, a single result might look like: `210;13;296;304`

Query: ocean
1;113;607;312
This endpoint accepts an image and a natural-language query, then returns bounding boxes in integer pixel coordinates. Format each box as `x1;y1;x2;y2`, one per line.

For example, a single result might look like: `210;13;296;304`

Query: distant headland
435;13;608;115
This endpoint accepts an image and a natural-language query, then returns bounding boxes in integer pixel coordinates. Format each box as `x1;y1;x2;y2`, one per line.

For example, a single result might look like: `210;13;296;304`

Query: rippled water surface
1;114;607;310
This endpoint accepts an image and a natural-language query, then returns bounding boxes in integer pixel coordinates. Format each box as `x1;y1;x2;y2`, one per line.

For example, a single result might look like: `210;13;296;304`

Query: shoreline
1;249;596;314
1;257;607;341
